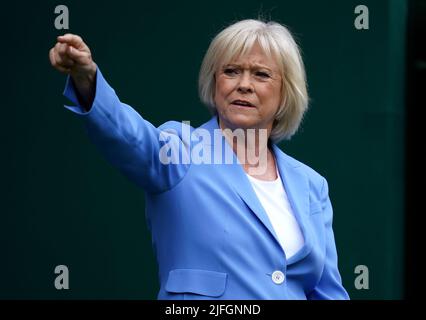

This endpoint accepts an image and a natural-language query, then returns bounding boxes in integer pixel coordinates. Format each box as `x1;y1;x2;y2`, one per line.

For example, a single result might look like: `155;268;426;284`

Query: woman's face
214;42;282;135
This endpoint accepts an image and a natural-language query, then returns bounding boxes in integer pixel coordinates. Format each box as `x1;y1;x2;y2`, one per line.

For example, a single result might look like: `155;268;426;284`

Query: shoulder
157;117;218;145
273;145;327;194
158;120;193;134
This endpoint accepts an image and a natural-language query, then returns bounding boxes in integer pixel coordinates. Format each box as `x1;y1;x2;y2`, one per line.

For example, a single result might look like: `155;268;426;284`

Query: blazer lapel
227;160;282;248
272;144;314;265
199;116;313;263
199;116;281;248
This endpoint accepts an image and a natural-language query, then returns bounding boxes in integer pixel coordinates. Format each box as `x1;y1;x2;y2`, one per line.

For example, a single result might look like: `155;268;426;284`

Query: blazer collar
199;116;313;264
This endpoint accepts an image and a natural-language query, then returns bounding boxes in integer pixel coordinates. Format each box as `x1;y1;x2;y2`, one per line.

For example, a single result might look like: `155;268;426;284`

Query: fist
49;33;96;79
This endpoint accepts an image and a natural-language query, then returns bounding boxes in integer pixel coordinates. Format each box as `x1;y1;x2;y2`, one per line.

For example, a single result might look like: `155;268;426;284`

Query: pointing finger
57;34;88;51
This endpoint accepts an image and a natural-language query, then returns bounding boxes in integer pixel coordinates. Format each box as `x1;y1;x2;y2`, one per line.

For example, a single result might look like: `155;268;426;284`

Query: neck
219;120;272;176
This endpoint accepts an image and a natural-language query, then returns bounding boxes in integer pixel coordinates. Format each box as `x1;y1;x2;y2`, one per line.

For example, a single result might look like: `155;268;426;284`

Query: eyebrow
223;63;274;72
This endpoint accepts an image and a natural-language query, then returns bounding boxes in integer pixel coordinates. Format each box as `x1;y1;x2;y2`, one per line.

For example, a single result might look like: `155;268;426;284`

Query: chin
223;115;257;130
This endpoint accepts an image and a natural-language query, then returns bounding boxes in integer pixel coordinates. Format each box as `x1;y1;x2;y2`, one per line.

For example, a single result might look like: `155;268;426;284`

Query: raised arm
49;35;190;193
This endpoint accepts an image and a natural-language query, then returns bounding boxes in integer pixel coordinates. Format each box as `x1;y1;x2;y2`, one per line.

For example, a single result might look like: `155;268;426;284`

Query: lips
231;99;256;108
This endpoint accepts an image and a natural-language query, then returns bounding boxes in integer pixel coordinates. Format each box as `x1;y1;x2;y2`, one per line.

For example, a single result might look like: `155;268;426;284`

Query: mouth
230;99;256;108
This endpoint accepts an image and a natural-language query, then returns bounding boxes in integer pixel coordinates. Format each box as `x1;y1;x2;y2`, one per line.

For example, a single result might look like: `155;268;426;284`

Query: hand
49;33;96;80
49;34;97;109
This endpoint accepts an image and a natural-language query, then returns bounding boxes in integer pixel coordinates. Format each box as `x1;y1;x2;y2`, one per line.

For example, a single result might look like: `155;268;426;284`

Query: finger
57;43;75;66
67;45;90;63
50;49;71;73
54;42;67;59
57;34;88;51
58;42;67;55
54;41;62;52
49;48;56;67
55;50;75;68
54;51;65;66
59;56;75;68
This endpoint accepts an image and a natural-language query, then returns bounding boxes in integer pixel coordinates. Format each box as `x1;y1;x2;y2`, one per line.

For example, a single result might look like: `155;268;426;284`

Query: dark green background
0;0;406;299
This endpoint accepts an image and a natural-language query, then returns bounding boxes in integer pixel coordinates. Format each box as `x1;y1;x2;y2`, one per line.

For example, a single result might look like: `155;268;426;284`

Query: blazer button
272;270;285;284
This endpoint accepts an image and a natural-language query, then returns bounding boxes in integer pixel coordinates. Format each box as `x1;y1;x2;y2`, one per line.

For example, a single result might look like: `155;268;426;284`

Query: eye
255;71;271;78
223;68;239;75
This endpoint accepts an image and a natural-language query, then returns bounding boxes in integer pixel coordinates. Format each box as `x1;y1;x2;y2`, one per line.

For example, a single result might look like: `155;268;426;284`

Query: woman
49;19;349;300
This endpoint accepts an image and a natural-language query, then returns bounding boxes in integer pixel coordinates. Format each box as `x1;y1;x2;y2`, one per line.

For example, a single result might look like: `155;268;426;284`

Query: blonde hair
198;19;309;142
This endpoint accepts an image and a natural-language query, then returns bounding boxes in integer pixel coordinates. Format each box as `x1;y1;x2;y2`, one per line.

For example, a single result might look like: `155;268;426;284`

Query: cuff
62;67;104;115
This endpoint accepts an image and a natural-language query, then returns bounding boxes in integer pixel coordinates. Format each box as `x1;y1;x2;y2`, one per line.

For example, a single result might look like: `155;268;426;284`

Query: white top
246;168;305;259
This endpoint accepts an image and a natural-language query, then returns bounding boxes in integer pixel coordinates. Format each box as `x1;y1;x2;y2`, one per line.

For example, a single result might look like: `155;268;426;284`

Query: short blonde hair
198;19;309;142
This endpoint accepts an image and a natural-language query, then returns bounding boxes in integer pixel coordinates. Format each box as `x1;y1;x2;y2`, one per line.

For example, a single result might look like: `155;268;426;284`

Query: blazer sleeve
62;67;189;194
307;178;350;300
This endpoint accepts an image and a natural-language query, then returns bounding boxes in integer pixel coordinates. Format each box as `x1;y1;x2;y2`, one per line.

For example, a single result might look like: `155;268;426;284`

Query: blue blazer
63;68;349;300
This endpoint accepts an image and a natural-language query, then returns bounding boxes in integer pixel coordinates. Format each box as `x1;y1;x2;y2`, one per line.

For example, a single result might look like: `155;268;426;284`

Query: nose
237;71;253;94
